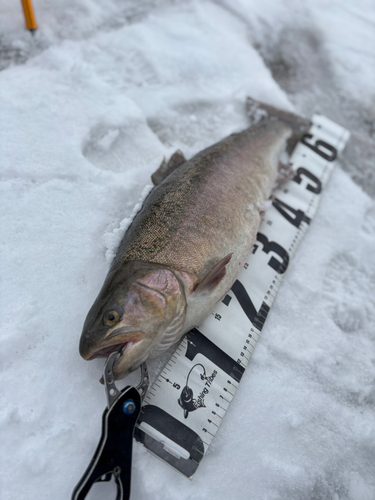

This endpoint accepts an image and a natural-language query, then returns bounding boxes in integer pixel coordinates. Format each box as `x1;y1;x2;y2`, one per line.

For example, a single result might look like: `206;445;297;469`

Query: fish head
79;261;186;379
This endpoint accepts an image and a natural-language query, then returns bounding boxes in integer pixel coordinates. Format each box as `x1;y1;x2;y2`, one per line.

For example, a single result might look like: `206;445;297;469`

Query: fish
79;101;307;381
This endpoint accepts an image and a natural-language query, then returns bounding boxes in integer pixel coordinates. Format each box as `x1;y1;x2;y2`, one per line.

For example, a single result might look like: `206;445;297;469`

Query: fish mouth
86;329;151;381
87;329;145;361
88;341;136;360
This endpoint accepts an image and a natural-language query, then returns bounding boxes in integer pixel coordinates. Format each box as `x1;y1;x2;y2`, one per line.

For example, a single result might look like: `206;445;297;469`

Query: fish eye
103;310;119;326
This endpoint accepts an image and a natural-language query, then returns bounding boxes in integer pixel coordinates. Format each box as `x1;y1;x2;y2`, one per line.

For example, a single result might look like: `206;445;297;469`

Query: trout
79;112;297;380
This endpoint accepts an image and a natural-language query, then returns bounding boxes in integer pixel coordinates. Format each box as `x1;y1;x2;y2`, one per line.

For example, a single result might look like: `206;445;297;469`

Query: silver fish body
79;118;292;379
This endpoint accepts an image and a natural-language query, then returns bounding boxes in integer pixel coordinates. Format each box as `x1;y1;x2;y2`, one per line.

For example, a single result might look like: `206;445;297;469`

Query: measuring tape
134;115;350;478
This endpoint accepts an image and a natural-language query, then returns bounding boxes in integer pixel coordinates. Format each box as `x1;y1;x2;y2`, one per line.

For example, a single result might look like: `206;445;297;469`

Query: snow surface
1;1;375;499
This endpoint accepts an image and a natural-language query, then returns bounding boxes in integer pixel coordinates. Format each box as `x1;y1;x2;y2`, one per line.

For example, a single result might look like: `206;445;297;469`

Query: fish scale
134;114;350;477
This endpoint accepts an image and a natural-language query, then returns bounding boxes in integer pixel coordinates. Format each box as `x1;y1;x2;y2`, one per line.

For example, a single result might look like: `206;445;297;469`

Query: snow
1;1;374;499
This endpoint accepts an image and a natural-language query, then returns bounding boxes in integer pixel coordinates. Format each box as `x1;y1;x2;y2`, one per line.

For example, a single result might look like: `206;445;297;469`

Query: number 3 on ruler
225;235;289;329
254;233;289;274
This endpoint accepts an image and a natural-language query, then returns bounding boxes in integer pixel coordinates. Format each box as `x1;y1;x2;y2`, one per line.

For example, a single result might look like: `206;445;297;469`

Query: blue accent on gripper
123;399;136;415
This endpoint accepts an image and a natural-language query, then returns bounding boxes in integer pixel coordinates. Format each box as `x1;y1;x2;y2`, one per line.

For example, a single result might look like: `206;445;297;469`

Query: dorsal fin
194;253;233;295
151;150;187;185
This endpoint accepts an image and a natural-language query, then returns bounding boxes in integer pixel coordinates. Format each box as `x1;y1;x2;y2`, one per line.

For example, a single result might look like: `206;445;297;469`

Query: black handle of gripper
71;387;141;500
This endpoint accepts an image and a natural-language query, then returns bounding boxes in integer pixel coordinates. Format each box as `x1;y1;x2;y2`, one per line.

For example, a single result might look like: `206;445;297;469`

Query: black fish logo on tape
178;364;217;419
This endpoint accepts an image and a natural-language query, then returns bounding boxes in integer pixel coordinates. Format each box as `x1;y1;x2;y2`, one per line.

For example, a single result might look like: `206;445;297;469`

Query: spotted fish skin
119;121;290;276
79;119;292;380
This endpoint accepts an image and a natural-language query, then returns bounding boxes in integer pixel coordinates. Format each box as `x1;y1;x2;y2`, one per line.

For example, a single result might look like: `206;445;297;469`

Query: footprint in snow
83;122;162;173
323;253;374;334
83;124;124;172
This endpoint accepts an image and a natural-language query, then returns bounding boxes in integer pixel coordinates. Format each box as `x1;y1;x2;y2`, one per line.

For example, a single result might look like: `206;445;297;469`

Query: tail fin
246;97;311;154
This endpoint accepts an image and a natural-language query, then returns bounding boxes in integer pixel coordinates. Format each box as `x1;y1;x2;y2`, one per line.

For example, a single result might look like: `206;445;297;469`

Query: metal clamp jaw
72;353;149;500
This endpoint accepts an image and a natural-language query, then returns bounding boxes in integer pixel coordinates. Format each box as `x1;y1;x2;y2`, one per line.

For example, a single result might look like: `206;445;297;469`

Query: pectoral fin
151;150;187;185
194;253;233;295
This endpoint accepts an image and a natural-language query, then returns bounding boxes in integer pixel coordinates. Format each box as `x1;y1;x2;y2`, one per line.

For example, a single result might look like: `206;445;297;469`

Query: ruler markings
220;395;230;404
